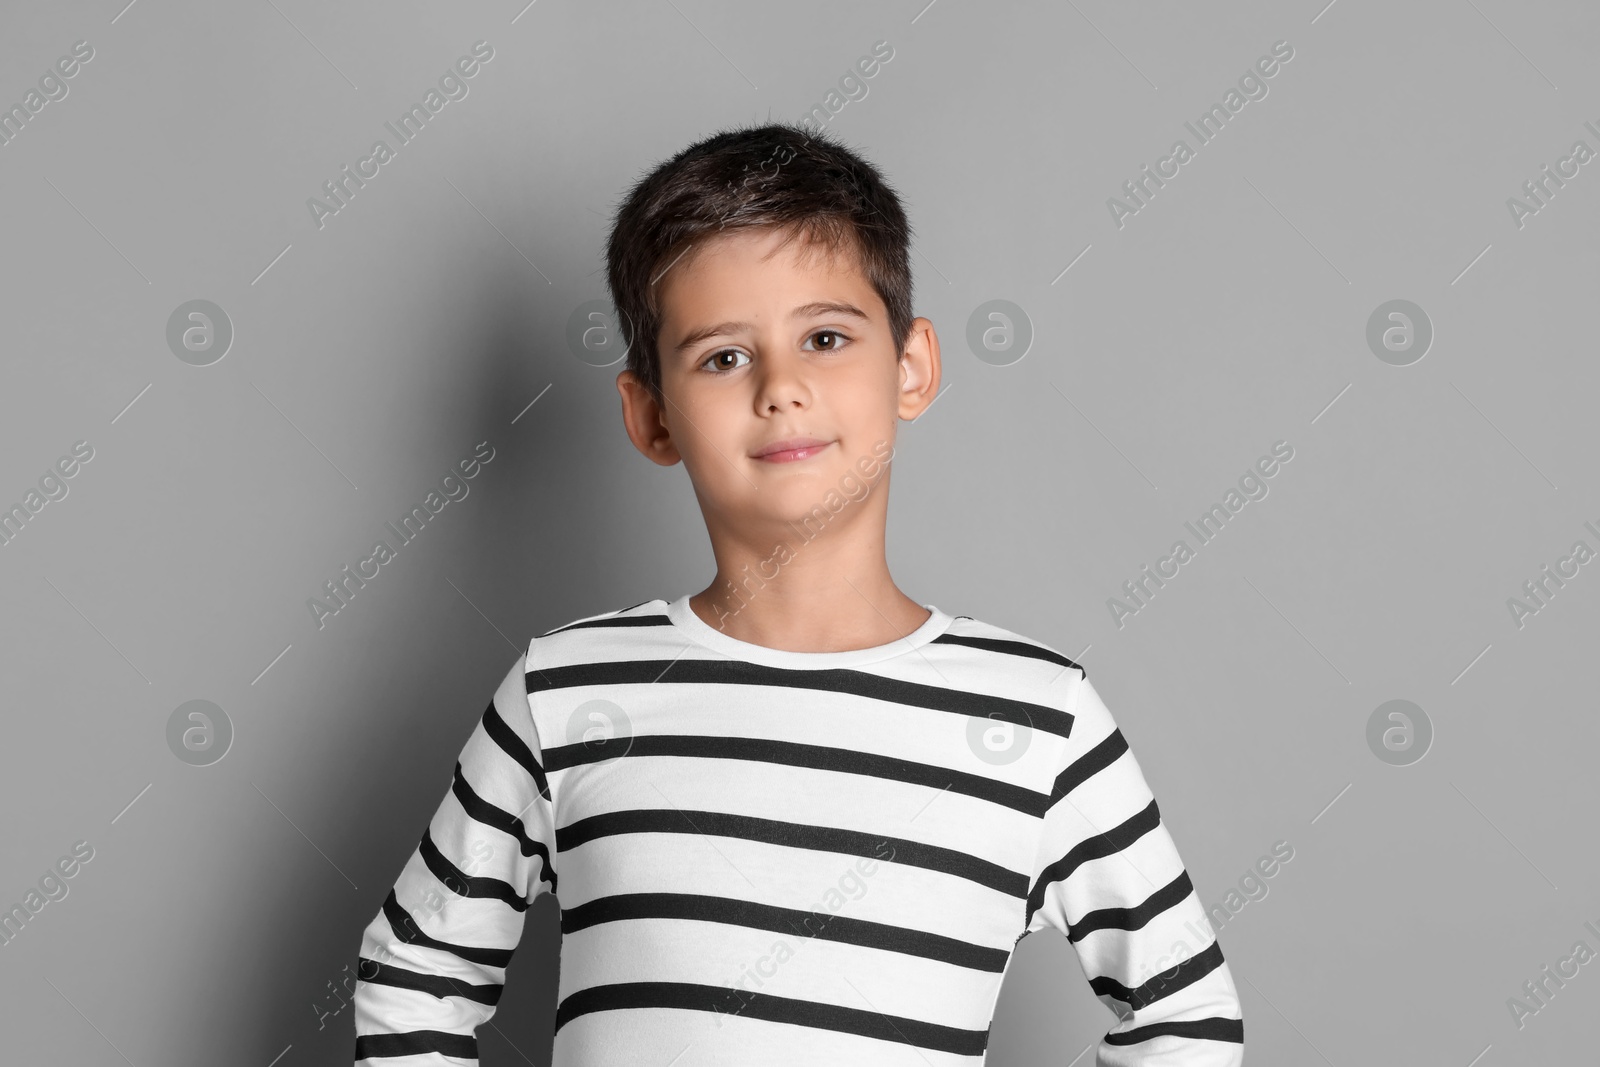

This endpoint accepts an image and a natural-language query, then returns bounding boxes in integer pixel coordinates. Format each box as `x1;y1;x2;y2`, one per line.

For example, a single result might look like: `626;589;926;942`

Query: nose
753;347;812;414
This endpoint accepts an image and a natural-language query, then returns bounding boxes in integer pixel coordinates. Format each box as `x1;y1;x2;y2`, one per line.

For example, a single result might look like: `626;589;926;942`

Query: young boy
352;123;1244;1065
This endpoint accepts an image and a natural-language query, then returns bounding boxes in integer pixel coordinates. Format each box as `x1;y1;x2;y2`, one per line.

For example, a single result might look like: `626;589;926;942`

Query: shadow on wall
238;271;571;1067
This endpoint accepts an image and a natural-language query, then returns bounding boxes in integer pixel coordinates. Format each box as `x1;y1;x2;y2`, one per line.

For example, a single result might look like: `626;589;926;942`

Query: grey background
1;0;1596;1063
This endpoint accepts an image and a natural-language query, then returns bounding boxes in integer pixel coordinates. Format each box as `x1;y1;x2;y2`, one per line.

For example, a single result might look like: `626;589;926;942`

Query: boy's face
616;226;940;538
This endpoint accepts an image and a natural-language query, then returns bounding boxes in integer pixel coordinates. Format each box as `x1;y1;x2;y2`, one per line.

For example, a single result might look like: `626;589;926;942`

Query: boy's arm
352;652;558;1066
1024;672;1244;1066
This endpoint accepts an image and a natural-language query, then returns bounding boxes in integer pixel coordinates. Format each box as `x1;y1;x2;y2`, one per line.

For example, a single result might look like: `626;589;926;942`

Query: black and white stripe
353;597;1243;1065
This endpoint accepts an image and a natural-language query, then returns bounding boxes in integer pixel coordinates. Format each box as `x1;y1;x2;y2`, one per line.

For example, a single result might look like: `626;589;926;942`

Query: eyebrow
671;301;871;355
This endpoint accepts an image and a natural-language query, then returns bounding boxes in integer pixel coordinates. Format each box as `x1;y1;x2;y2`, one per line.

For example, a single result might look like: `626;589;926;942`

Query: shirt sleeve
1023;671;1244;1065
352;651;559;1066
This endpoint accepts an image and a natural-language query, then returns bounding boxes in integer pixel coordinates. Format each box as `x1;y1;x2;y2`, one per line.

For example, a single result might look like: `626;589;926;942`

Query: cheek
675;398;746;469
838;351;898;405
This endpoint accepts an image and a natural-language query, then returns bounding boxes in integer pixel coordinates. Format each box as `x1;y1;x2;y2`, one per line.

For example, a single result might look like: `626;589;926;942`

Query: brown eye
809;330;848;351
701;349;750;374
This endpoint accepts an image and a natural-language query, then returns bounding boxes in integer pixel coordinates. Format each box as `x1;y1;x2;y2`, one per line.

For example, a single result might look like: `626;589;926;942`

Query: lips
752;437;833;462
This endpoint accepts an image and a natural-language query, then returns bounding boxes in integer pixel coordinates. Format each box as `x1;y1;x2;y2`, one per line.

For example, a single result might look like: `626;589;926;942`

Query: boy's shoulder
536;597;668;635
524;597;670;657
934;611;1089;681
934;612;1093;742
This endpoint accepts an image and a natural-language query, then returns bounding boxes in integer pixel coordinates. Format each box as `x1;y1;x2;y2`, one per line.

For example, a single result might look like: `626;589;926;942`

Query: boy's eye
698;330;851;373
701;349;751;373
806;329;849;352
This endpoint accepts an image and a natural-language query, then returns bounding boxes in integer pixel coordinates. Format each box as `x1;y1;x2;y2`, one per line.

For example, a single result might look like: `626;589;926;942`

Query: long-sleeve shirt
352;594;1244;1065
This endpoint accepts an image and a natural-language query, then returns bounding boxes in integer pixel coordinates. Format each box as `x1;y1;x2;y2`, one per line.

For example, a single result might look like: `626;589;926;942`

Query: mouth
751;437;835;463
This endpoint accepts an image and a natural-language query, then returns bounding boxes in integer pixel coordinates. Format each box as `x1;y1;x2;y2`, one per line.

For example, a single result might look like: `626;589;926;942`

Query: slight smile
751;437;835;463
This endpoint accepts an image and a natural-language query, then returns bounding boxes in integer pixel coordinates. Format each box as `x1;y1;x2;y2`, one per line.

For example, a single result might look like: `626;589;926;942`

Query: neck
691;506;927;654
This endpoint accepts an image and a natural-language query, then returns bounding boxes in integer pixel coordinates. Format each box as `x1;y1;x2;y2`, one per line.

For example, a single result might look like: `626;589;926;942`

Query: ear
616;369;682;466
896;316;941;421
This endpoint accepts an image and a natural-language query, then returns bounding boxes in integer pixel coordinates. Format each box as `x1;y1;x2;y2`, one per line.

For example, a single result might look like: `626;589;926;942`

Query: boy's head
605;122;940;541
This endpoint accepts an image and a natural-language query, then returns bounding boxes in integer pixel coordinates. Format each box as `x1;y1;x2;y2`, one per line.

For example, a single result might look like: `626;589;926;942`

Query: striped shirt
353;595;1244;1065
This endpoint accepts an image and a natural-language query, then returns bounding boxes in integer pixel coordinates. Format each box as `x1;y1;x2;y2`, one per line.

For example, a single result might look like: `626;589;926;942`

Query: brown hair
604;121;914;406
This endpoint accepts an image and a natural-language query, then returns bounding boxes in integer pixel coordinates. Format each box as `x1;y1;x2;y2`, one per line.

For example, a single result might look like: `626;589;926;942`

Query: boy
352;122;1244;1065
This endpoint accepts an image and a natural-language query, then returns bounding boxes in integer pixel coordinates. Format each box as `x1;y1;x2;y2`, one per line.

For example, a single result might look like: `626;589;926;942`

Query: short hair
604;121;914;407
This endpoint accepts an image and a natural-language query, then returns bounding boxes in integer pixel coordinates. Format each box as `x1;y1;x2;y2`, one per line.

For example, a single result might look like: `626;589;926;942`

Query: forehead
656;226;872;319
